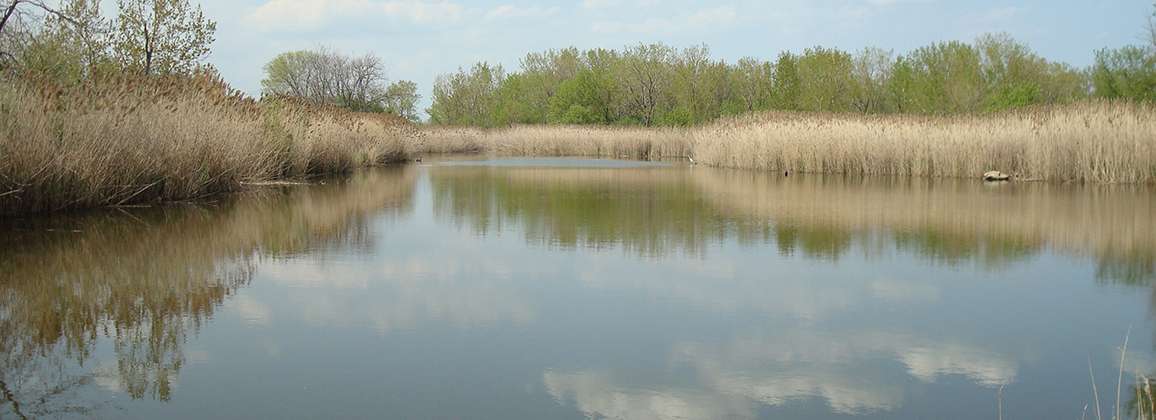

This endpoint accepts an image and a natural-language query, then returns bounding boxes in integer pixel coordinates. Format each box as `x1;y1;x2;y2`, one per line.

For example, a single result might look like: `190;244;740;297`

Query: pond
2;158;1155;419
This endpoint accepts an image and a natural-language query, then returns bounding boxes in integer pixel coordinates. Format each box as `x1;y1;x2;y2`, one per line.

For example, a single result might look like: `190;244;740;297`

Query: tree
383;80;420;122
889;41;984;113
795;47;856;112
427;62;504;126
261;49;389;112
729;57;773;113
111;0;216;76
0;0;101;73
851;47;894;113
614;43;675;126
771;52;800;110
1092;46;1156;101
548;69;610;124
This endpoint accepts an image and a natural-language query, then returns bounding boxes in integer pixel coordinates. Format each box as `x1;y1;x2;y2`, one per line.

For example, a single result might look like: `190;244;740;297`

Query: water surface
2;158;1155;419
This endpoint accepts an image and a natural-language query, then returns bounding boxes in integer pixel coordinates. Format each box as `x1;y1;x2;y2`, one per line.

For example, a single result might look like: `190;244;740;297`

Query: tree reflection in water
0;168;415;418
430;165;1156;282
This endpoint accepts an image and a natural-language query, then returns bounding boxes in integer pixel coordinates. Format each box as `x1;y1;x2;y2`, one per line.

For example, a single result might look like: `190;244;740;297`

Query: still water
2;158;1155;419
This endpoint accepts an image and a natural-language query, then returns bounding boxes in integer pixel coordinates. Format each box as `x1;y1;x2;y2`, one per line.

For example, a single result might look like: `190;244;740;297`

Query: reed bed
0;74;410;214
417;124;692;161
419;102;1156;183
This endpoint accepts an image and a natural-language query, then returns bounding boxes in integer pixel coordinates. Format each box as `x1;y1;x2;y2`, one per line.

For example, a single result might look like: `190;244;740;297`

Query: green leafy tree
890;41;984;113
383;80;421;122
728;57;774;113
1092;46;1156;101
795;46;857;112
427;62;504;126
850;47;894;113
771;52;800;110
548;69;612;124
111;0;216;75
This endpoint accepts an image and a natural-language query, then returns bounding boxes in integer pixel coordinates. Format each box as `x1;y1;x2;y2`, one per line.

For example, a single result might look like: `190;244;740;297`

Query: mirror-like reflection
0;168;414;418
1;158;1154;419
432;164;1156;282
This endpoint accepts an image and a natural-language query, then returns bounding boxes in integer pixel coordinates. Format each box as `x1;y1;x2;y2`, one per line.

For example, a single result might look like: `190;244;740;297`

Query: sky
170;0;1154;113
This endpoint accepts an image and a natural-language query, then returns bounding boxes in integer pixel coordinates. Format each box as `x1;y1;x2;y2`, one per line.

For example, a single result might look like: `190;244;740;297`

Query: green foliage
112;0;217;76
1;0;213;81
427;62;504;126
383;80;421;122
984;82;1041;111
492;73;549;125
795;47;856;112
771;52;800;110
425;31;1156;127
889;41;985;114
1092;46;1156;102
548;69;609;124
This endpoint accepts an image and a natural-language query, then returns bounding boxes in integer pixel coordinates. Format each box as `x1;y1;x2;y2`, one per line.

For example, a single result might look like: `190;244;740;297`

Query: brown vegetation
0;73;410;214
420;102;1156;184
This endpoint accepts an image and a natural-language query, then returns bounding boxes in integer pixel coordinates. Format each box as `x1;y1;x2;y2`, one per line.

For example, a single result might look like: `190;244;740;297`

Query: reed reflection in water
430;163;1156;283
2;159;1156;419
0;168;415;418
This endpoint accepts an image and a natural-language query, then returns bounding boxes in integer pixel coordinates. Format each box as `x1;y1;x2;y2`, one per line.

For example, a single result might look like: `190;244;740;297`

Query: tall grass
0;73;410;214
420;102;1156;184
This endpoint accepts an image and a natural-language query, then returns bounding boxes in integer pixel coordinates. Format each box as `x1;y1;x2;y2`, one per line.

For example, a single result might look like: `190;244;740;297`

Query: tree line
261;48;421;120
0;0;216;80
428;8;1156;127
2;0;421;121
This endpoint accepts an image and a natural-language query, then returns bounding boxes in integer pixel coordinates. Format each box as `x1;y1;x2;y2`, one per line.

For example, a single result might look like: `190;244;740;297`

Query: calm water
2;158;1156;419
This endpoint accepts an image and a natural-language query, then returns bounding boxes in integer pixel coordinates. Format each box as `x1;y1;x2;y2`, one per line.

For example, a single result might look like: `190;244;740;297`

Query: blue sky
186;0;1152;111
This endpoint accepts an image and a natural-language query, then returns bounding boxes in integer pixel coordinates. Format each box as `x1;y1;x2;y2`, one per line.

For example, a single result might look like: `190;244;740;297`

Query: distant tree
382;80;420;122
110;0;216;75
614;43;674;125
795;47;856;112
548;69;610;124
851;47;894;113
261;49;389;112
771;52;800;110
1088;3;1156;102
427;62;504;126
729;57;773;113
1092;46;1156;101
890;41;984;113
492;73;549;125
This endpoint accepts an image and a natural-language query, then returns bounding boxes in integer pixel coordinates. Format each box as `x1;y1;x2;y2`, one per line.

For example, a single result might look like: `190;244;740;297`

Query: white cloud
248;0;464;31
485;4;560;20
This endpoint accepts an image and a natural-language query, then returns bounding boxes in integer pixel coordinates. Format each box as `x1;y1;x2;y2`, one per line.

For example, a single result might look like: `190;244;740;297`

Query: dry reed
418;102;1156;183
0;74;411;214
